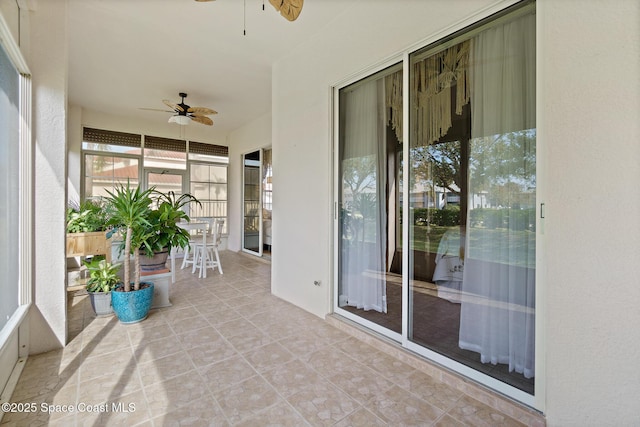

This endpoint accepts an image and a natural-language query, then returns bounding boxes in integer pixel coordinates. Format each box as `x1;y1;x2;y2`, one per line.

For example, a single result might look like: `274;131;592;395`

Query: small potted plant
139;191;200;271
104;181;156;324
66;199;112;261
84;257;121;317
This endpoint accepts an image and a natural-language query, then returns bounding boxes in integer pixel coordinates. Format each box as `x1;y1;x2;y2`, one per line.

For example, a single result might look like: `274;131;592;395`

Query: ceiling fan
143;92;217;126
195;0;304;22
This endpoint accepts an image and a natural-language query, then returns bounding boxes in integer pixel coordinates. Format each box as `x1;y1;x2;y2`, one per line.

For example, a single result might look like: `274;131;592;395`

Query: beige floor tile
176;326;224;351
447;395;526;427
199;355;257;393
364;385;444;425
170;314;211;335
133;335;183;364
434;413;468;427
404;370;463;411
79;347;137;383
333;407;388;427
285;380;359;427
260;359;323;398
277;331;330;358
233;401;308;427
185;338;238;368
160;305;202;323
150;395;229;426
144;370;210;415
137;351;195;387
5;252;540;427
215;317;258;339
224;326;273;353
200;306;242;326
78;369;143;404
243;341;295;373
325;362;395;405
212;375;282;424
75;389;151;427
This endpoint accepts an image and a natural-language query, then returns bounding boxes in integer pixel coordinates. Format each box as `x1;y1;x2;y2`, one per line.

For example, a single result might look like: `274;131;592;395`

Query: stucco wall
539;0;640;425
270;0;640;424
29;0;68;352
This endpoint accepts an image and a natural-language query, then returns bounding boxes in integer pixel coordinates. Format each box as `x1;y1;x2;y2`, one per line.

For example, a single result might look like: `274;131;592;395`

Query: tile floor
1;251;544;426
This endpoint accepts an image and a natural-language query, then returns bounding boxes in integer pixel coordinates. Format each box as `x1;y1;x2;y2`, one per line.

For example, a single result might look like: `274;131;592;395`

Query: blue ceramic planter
111;282;154;324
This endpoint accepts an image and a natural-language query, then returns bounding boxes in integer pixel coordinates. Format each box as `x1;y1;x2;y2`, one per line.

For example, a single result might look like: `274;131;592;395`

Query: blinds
189;141;229;157
83;127;141;147
144;135;186;152
82;127;228;157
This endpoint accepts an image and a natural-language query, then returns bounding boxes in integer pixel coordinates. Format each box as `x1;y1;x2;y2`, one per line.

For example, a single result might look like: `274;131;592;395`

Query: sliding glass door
336;63;403;336
335;2;536;403
243;150;262;255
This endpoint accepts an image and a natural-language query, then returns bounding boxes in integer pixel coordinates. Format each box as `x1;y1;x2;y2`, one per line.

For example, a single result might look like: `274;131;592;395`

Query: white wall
539;0;640;425
271;0;640;424
271;0;504;316
29;0;68;352
227;113;272;252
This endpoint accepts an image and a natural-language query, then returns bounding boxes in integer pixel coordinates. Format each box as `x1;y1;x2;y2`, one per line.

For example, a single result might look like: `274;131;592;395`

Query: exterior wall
271;0;640;424
539;0;640;425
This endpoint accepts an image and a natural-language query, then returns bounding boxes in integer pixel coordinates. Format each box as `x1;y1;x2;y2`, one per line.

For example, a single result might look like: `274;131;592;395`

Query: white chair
191;218;224;278
180;235;197;270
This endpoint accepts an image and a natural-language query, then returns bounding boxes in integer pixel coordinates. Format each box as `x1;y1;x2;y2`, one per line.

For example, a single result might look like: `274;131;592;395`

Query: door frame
241;150;263;256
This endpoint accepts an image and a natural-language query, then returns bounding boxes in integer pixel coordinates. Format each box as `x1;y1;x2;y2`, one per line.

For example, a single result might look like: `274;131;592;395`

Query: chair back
212;218;224;245
203;218;224;246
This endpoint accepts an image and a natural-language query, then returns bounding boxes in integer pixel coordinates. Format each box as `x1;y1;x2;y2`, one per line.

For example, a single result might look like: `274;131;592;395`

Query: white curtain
340;78;388;313
458;12;536;379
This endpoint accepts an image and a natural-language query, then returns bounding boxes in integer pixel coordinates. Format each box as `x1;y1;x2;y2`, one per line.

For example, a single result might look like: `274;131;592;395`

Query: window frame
80;130;229;234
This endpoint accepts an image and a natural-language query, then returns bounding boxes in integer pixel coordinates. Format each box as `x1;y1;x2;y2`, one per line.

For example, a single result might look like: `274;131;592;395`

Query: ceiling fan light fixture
169;115;190;125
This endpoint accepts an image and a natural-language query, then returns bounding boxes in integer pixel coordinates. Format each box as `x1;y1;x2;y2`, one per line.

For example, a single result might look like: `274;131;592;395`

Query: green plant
66;199;108;233
140;191;200;257
84;257;121;293
104;181;155;292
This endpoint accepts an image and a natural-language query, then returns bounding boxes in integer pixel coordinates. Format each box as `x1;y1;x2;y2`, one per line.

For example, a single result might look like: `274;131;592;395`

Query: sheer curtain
339;78;388;313
458;12;536;378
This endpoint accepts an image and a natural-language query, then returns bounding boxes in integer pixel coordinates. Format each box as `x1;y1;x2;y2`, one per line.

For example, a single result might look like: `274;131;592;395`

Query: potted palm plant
84;257;120;317
139;191;200;271
104;181;156;324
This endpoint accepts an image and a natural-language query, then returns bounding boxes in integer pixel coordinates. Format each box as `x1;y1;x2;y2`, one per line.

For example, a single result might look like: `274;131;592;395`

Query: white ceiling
67;0;351;140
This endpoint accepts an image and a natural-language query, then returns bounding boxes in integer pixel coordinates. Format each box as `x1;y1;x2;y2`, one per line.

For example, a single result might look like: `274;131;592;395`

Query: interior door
242;150;262;255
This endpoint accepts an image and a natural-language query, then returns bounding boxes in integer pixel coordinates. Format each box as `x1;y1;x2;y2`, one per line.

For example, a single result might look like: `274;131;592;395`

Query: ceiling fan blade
188;106;218;115
191;115;213;126
269;0;303;22
140;108;175;113
163;99;184;112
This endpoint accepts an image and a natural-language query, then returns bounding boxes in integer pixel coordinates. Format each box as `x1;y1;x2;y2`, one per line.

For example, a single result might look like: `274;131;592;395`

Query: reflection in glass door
407;7;536;395
336;63;403;336
335;2;536;402
243;150;261;255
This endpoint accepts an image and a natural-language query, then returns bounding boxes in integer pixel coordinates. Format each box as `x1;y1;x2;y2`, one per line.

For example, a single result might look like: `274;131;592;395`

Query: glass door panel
337;63;403;335
407;9;536;394
262;149;273;258
243;150;261;255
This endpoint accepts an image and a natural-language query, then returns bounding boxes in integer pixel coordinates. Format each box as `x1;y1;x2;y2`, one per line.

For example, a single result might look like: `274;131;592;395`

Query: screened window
0;42;20;332
81;128;228;230
190;163;228;232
